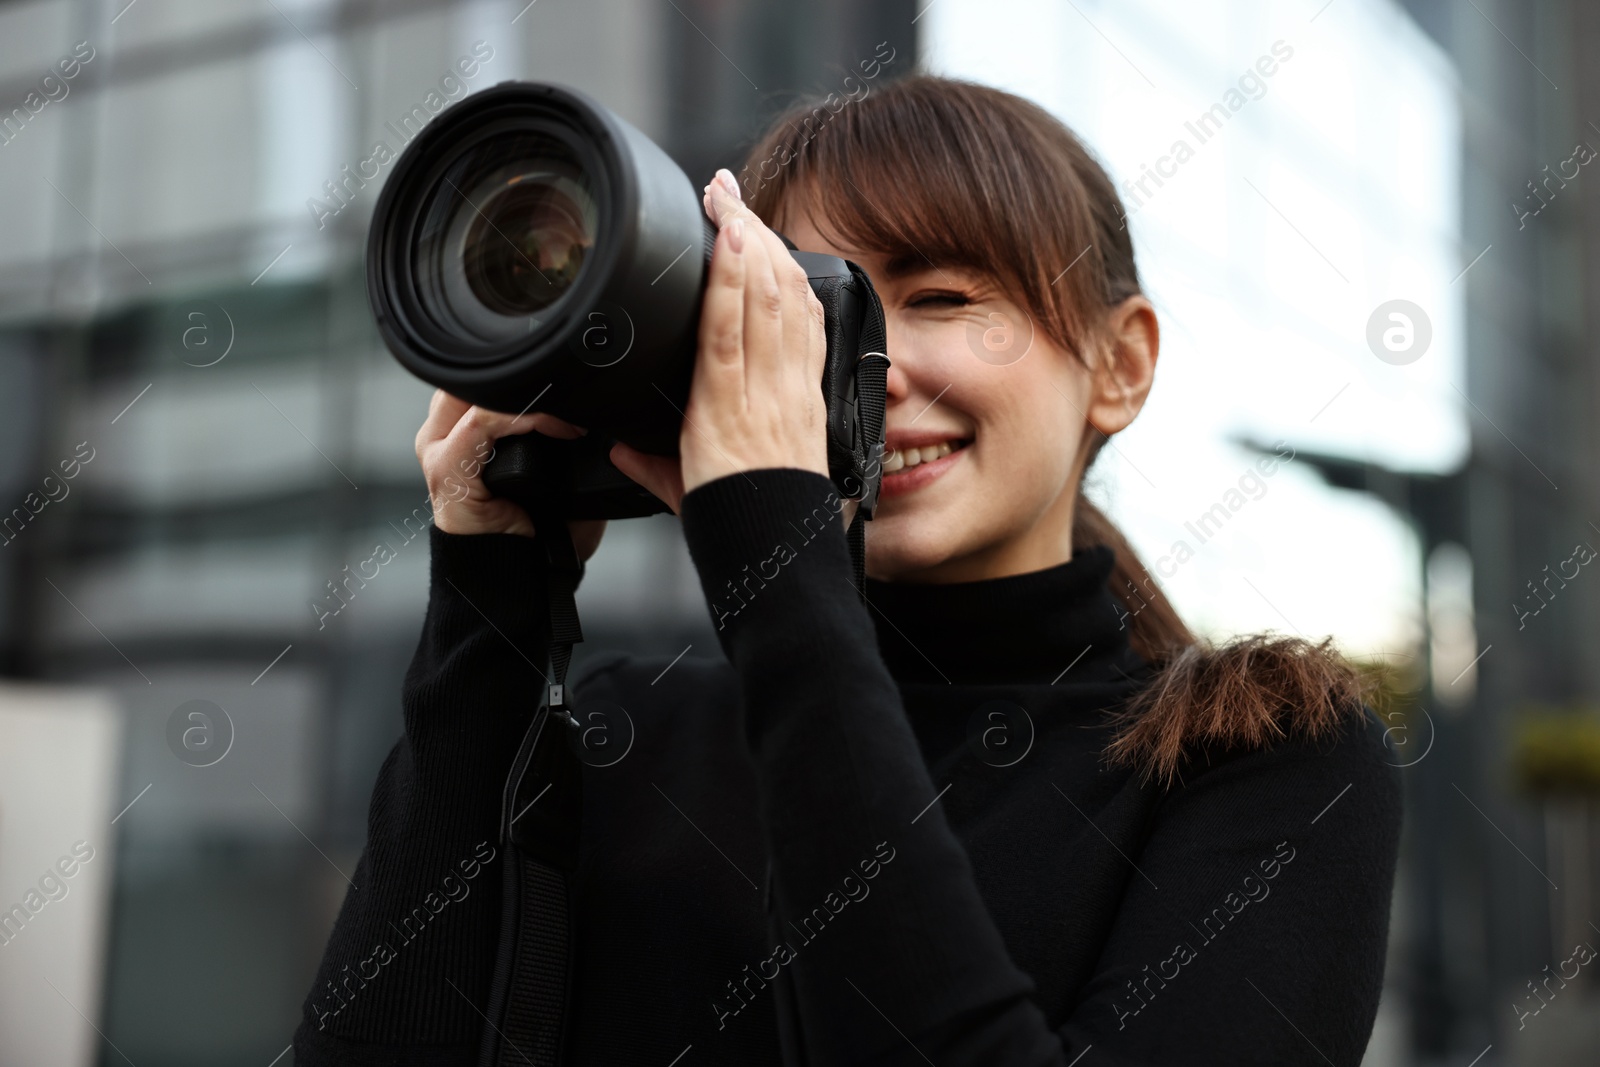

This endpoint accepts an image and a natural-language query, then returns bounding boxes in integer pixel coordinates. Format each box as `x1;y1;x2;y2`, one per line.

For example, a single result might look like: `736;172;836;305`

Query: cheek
971;362;1080;481
972;394;1079;524
874;377;1072;567
866;322;1086;576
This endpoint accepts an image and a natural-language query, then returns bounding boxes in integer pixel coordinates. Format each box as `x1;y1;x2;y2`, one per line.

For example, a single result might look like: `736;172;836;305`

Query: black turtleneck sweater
294;467;1401;1066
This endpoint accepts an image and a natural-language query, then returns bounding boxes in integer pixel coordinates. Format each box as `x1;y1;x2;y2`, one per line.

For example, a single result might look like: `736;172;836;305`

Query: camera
366;81;889;521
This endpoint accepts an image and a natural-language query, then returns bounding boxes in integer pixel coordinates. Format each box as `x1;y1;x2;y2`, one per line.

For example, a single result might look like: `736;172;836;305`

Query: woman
295;76;1400;1066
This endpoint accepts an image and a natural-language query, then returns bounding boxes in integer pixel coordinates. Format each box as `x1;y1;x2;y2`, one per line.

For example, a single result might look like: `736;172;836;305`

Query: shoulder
1126;677;1401;877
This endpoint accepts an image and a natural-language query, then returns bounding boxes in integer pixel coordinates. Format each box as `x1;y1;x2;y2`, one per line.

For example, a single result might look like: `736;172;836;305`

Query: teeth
884;439;962;474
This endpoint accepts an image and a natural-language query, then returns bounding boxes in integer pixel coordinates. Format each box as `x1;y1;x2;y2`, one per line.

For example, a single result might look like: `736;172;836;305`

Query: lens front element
463;170;593;315
413;132;600;348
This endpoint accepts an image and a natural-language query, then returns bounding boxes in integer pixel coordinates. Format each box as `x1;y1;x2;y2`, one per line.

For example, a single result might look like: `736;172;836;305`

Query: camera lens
411;133;600;346
461;167;594;316
369;83;714;446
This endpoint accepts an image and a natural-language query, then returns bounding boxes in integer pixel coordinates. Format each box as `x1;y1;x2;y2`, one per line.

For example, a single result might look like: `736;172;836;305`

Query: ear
1086;295;1159;436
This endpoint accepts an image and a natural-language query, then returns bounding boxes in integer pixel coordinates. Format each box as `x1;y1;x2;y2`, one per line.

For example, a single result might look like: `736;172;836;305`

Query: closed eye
906;291;972;309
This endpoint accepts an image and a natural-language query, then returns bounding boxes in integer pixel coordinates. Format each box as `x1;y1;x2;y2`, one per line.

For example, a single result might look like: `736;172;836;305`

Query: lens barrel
367;81;713;455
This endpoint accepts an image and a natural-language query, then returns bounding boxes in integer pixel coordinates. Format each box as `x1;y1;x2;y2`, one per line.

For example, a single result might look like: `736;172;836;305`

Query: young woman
295;76;1400;1066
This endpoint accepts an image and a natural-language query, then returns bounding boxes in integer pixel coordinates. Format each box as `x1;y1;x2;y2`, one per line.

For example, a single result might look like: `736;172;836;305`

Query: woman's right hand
416;389;609;561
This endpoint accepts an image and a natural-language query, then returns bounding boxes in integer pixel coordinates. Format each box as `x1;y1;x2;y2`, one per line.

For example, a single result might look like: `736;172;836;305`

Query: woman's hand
416;389;608;560
610;169;855;526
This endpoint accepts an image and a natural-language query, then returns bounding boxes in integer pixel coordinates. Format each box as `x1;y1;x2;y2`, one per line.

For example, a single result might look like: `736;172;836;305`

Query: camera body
365;81;888;522
481;250;885;520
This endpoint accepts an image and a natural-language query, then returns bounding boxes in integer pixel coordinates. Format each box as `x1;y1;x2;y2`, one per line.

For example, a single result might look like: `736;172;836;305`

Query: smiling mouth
882;439;970;474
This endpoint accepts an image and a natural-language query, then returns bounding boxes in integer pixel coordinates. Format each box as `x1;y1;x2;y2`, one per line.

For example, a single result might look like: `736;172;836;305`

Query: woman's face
780;211;1158;585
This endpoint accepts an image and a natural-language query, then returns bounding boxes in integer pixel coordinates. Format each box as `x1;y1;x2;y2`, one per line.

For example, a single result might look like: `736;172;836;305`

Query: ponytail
1076;490;1377;785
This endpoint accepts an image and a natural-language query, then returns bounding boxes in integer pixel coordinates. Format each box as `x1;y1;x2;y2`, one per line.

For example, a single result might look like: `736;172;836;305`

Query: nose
884;361;912;405
883;313;915;406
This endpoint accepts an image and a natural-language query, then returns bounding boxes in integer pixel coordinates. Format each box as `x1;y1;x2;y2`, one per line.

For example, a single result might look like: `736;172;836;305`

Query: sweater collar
861;544;1140;686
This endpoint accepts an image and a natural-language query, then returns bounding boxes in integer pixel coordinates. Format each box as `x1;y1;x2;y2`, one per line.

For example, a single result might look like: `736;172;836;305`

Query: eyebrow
881;253;929;279
883;252;975;281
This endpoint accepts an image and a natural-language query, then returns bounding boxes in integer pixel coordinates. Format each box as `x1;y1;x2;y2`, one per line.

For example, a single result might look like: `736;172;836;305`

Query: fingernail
727;217;745;253
717;168;742;201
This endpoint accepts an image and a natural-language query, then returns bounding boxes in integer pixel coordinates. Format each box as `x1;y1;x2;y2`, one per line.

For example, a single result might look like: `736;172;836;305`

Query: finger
433;405;538;482
707;174;787;262
712;169;799;271
706;176;780;266
805;282;827;389
609;442;685;514
707;182;801;346
696;212;748;392
708;181;811;406
706;168;742;227
527;412;587;439
418;390;472;451
779;255;820;395
734;196;786;401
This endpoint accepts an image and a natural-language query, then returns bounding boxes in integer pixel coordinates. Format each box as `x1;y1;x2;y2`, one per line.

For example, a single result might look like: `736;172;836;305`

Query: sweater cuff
679;466;855;642
403;525;552;761
425;524;549;642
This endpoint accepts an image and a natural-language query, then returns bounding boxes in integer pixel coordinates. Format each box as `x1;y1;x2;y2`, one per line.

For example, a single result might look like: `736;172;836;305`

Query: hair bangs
738;75;1137;360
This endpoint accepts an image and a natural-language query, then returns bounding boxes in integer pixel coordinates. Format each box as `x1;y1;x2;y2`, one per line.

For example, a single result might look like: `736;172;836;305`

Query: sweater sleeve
678;467;1401;1067
293;525;551;1067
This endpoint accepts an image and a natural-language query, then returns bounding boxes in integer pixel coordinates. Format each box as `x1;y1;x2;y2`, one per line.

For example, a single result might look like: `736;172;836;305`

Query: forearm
295;526;551;1062
681;468;1060;1065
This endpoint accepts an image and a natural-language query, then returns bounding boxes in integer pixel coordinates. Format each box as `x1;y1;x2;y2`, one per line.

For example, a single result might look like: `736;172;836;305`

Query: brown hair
738;74;1375;784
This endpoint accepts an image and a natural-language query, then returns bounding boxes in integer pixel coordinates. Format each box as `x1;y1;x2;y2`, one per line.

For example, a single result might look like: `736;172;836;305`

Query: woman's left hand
610;169;858;528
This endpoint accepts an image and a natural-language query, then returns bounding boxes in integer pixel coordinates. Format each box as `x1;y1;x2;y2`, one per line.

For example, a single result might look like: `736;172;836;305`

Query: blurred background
0;0;1595;1063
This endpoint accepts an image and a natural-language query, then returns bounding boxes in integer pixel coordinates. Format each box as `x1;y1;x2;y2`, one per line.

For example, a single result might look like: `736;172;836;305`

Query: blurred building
0;0;912;1062
1388;1;1600;1064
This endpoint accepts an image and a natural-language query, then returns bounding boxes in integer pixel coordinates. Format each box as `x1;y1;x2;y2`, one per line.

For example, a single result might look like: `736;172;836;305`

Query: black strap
541;513;585;691
847;507;866;598
481;512;586;1067
849;349;891;601
846;260;890;607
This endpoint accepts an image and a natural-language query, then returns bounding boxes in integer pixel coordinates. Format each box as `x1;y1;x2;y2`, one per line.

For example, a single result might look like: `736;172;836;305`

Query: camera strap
847;256;891;601
481;509;586;1067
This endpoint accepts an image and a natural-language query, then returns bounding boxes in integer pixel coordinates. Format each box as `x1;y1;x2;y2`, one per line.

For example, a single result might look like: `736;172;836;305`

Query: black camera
366;81;889;521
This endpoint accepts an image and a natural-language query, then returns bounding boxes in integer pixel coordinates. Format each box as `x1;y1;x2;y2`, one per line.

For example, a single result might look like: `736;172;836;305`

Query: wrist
431;499;537;539
680;467;851;633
